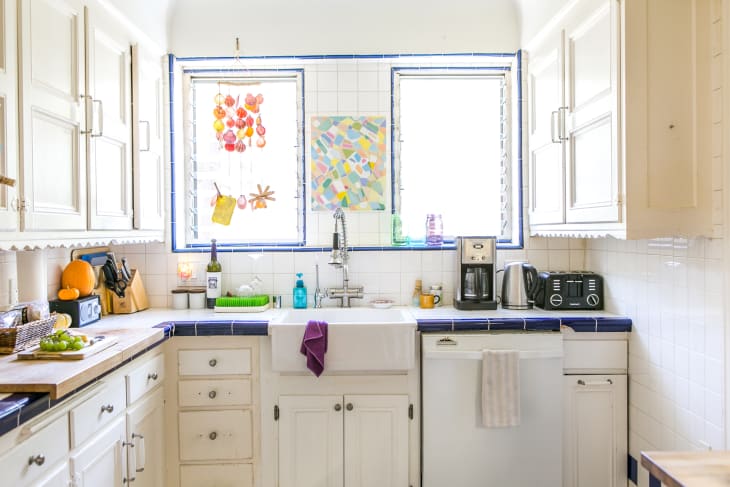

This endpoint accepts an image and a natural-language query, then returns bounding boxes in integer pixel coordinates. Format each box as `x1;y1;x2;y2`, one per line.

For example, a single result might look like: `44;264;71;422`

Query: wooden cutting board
17;335;119;360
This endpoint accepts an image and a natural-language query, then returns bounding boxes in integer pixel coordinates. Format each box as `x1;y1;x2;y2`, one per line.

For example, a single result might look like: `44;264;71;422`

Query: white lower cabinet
165;337;260;487
278;394;409;487
35;462;71;487
126;386;165;487
69;415;127;487
563;337;628;487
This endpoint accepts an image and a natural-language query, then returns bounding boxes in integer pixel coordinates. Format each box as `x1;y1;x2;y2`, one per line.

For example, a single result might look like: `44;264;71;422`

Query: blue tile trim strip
560;317;633;333
628;453;639;485
649;474;661;487
157;320;269;337
417;317;562;332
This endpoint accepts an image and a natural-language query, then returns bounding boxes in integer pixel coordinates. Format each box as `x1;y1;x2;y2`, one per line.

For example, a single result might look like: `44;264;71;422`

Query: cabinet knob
209;431;217;440
334;403;342;412
208;390;217;399
346;403;354;411
28;454;45;466
147;372;158;381
209;359;217;367
100;404;114;414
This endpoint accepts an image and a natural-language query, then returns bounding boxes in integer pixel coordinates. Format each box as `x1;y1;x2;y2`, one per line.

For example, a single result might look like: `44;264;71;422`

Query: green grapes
39;329;86;352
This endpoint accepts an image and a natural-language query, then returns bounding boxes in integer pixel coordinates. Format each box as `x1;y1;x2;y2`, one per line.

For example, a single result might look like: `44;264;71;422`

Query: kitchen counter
641;450;730;487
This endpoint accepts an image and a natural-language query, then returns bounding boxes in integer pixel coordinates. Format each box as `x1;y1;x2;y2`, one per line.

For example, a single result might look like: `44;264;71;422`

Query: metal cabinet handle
101;404;114;413
209;431;217;440
28;454;45;466
550;110;560;143
139;120;151;152
334;403;342;412
208;390;217;399
80;94;92;135
577;378;613;386
147;372;158;381
132;433;146;472
91;99;104;138
209;359;217;367
558;106;568;141
346;403;354;411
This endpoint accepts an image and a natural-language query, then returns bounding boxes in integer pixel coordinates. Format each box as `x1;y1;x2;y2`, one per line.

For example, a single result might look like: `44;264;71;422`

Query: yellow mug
420;293;437;309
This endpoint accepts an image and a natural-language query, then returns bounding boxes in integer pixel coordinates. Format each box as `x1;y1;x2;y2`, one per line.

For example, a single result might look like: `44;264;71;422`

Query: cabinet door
278;395;344;487
126;387;165;487
131;44;165;231
563;375;627;487
69;416;127;487
18;0;87;231
528;29;565;225
85;4;133;230
35;462;70;487
343;395;409;487
0;0;19;231
563;0;620;223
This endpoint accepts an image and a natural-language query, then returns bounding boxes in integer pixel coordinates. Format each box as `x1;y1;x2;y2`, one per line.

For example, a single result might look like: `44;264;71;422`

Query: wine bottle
206;239;222;308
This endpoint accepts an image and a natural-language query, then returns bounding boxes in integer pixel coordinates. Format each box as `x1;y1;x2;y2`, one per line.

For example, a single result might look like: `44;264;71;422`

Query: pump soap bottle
293;273;307;309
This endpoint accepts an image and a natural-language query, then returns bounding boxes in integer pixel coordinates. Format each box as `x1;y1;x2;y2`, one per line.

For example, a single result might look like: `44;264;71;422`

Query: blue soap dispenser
293;273;307;309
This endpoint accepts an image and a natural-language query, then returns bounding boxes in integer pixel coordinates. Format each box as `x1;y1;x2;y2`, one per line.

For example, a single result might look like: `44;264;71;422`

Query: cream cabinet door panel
132;45;165;231
563;375;627;487
86;4;132;230
0;0;18;231
563;0;619;224
528;29;564;225
278;395;344;487
69;416;127;487
18;0;86;231
179;409;253;461
126;387;165;487
35;462;70;487
344;395;409;487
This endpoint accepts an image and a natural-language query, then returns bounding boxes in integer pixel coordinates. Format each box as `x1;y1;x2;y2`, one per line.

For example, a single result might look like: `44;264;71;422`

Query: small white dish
370;299;395;309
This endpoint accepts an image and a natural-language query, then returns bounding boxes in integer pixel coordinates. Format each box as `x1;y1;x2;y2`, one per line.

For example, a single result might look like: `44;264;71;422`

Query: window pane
188;76;301;245
397;75;504;241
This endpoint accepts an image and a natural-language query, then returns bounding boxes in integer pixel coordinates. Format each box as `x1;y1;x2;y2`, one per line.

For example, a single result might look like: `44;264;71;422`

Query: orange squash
57;286;80;301
61;260;96;297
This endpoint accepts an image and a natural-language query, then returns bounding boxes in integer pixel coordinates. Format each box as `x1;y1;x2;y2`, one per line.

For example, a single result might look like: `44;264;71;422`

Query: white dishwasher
422;332;563;487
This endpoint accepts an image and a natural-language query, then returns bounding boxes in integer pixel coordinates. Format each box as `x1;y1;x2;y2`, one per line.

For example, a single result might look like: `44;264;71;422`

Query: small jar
430;284;443;307
188;287;206;309
171;288;189;309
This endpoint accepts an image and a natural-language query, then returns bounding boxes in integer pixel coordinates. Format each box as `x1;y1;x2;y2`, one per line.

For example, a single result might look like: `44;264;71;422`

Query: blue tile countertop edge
154;320;269;336
417;316;632;333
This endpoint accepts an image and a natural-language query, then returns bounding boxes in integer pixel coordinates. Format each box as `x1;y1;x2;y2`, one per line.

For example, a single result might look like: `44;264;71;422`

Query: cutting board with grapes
17;334;119;360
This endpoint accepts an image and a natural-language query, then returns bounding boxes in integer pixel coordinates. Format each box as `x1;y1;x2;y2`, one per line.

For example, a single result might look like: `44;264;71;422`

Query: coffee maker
454;236;497;310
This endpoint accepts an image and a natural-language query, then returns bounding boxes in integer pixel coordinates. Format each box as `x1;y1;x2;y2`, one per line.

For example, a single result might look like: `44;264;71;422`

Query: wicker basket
0;315;57;354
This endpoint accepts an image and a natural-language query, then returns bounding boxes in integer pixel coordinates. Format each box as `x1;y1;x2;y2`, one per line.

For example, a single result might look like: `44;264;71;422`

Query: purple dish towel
300;320;328;377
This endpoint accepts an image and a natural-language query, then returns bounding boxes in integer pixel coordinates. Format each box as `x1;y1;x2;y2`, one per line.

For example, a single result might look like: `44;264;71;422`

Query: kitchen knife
120;257;131;282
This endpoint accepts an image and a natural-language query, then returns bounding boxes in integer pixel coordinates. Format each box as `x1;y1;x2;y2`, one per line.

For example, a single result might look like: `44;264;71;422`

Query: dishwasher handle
422;349;563;360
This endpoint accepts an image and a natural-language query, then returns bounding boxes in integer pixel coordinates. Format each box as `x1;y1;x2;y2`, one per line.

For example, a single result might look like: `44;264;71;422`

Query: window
176;70;303;248
393;68;519;245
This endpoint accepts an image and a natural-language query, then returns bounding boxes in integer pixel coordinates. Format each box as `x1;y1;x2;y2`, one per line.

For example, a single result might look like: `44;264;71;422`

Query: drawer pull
334;403;342;412
100;404;115;414
577;378;613;386
147;372;158;381
209;359;217;367
208;390;217;399
28;454;45;466
209;431;217;440
346;403;354;411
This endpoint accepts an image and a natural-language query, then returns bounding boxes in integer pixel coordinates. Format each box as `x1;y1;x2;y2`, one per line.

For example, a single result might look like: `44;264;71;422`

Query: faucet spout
325;208;363;307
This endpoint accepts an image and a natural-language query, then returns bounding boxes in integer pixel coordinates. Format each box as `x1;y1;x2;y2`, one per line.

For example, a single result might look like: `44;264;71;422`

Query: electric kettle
501;262;538;309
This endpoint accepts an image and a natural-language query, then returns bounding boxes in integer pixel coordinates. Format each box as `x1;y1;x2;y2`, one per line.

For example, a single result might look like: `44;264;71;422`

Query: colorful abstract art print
310;116;387;211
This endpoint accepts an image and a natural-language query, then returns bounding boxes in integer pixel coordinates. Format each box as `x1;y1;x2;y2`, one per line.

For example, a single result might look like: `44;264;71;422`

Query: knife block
110;269;149;314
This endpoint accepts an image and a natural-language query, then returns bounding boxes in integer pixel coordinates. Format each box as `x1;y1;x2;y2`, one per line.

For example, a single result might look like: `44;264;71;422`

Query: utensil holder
110;269;149;314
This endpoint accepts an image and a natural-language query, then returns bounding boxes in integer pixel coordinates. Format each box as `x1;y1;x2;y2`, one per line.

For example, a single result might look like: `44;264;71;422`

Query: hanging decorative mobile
248;184;276;210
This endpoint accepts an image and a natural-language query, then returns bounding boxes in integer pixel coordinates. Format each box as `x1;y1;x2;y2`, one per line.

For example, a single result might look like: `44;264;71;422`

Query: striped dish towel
481;349;520;428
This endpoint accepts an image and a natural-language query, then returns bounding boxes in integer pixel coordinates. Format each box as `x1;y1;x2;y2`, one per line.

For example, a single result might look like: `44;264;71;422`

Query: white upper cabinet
0;0;19;232
132;44;165;231
85;3;133;230
18;0;87;232
527;0;712;238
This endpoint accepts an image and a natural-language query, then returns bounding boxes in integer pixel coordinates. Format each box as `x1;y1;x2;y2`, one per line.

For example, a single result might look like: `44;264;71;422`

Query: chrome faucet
314;263;325;308
326;208;363;307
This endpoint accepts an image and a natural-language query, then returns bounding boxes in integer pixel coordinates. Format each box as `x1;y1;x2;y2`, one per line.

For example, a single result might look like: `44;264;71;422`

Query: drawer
126;352;165;404
179;410;253;461
178;348;251;376
563;339;628;373
180;463;253;487
179;378;252;408
0;412;69;486
69;375;126;448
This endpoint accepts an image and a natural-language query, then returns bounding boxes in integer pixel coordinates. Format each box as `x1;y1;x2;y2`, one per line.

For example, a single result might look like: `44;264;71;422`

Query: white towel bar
422;349;563;360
